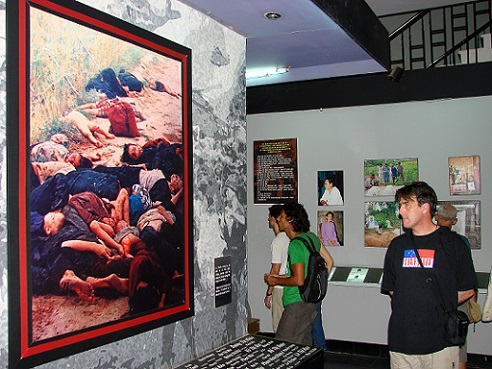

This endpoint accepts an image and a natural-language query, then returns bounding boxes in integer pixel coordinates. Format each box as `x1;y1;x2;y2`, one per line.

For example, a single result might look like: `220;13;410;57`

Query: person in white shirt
264;205;290;332
320;178;343;206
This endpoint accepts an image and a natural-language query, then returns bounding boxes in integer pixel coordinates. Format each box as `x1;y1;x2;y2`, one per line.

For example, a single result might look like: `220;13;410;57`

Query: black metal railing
382;0;492;70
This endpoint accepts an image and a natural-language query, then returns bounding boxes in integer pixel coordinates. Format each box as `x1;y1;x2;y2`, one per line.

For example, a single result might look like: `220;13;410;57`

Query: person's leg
389;351;420;369
312;301;327;349
59;269;94;301
429;346;459;369
276;302;316;346
271;288;284;333
66;110;103;147
89;220;124;256
459;342;467;369
112;188;130;224
86;274;129;295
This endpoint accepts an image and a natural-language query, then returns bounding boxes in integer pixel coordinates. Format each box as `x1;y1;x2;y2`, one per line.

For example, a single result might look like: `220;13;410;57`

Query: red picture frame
7;1;193;368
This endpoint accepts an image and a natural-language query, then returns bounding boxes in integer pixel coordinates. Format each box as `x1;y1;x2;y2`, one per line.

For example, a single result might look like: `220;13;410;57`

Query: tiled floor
324;351;389;369
323;351;492;369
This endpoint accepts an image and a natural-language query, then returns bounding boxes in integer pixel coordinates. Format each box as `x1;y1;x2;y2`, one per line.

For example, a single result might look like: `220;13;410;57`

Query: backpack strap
293;235;316;254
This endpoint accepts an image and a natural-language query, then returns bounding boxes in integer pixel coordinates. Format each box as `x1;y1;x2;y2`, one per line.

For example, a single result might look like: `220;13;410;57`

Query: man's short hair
283;202;310;233
268;204;284;218
395;181;438;217
437;203;457;221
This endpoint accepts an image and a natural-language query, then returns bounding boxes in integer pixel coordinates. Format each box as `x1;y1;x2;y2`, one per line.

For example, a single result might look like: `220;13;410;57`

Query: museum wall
247;96;492;353
0;0;247;368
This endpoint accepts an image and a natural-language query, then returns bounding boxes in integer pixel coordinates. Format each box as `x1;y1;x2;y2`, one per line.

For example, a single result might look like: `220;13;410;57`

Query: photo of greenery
364;158;419;197
364;201;402;247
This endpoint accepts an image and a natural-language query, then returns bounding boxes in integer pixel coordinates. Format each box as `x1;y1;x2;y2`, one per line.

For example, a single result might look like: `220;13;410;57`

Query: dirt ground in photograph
31;54;183;342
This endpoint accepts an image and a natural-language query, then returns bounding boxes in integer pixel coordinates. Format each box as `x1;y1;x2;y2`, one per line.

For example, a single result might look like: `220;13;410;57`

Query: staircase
380;0;492;70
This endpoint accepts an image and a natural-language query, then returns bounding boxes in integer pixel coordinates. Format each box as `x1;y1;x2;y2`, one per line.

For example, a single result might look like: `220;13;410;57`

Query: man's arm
264;263;281;309
458;289;475;305
319;246;334;274
264;263;305;287
61;240;112;260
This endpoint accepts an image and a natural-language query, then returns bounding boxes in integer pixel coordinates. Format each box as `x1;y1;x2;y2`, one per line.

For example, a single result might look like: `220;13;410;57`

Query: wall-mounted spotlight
387;66;404;82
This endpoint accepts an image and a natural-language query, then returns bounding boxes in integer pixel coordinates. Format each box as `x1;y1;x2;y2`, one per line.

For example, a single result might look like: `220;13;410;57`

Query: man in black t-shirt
381;182;477;369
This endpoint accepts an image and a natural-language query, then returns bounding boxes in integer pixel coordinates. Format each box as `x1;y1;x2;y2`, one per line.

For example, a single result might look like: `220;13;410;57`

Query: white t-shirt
320;186;344;205
270;232;290;290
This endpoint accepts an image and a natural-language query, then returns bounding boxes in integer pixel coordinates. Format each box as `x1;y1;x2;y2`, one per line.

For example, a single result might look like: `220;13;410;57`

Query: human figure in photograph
397;162;404;183
320;211;340;246
320;177;343;206
381;182;477;369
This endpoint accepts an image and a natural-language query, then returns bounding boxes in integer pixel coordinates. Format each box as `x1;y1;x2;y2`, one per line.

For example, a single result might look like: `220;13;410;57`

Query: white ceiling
177;0;478;86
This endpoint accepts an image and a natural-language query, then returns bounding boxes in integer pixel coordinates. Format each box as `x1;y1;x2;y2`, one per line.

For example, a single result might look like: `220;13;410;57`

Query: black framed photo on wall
7;1;193;368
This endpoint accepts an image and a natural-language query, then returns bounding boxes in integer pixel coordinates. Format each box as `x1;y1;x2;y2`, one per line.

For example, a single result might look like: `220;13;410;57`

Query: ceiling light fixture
246;67;290;80
264;11;281;20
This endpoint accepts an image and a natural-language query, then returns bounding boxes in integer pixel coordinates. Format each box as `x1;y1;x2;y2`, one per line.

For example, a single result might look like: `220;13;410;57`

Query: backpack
107;101;140;137
293;235;328;303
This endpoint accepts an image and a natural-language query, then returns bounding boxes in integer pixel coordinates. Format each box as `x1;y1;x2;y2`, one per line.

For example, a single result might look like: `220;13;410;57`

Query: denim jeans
312;301;327;349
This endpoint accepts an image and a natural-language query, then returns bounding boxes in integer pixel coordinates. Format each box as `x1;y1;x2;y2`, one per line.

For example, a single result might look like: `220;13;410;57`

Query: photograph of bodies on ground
364;158;419;197
27;5;189;342
364;201;402;247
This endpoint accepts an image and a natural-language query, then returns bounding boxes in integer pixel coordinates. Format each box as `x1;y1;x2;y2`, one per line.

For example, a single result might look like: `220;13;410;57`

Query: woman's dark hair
283;202;310;232
121;143;138;164
326;211;334;218
395;181;437;216
78;156;93;169
268;204;284;218
129;284;160;315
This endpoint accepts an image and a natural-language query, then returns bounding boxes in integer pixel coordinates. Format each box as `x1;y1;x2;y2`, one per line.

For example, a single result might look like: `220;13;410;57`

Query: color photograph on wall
364;158;419;196
253;138;298;204
448;156;481;195
317;210;344;246
318;170;344;206
8;1;193;367
364;201;402;247
436;201;481;249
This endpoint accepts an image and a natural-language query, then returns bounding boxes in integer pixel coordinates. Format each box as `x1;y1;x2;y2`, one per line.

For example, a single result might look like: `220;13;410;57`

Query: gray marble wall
0;0;247;368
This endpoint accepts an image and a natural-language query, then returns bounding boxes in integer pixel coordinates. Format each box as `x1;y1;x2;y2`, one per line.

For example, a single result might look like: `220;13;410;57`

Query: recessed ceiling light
264;12;281;20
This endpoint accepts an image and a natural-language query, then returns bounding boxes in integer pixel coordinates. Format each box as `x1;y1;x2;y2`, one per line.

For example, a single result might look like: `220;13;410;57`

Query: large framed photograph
364;201;402;247
448;156;481;195
8;1;193;367
436;201;481;249
364;158;419;197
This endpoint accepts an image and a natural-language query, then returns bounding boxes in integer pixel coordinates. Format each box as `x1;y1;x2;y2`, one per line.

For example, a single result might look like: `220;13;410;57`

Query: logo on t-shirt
402;249;435;268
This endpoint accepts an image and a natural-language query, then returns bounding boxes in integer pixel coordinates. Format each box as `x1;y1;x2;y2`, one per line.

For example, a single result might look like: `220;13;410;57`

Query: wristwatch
266;292;272;296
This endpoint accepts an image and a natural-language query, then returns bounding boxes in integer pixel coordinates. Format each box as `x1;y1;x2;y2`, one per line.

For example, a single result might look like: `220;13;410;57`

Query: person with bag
264;202;333;346
381;182;477;369
482;268;492;322
435;203;480;369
